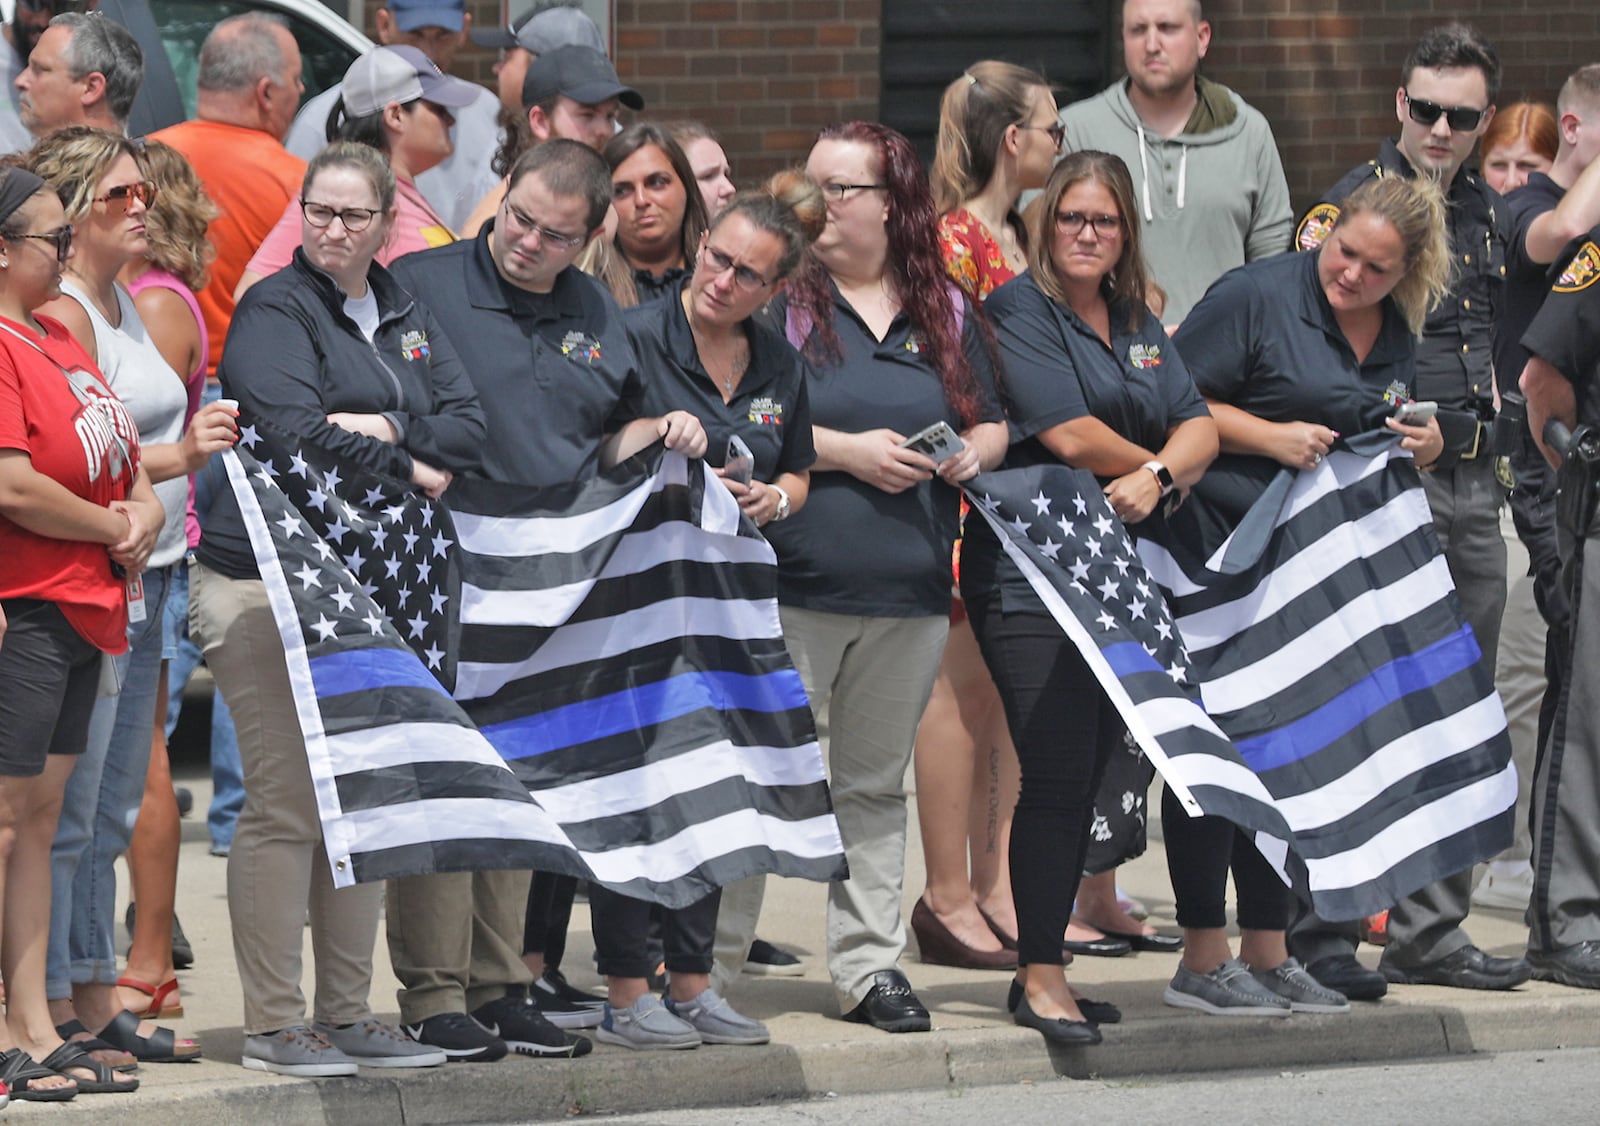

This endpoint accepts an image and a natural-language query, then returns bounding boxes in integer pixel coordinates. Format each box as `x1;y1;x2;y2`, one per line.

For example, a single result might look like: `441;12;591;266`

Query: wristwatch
772;484;791;521
1141;460;1174;496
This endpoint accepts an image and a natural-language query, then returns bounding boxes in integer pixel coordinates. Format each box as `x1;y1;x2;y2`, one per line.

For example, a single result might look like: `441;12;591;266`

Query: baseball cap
386;0;466;34
522;44;643;111
471;5;605;54
343;45;481;118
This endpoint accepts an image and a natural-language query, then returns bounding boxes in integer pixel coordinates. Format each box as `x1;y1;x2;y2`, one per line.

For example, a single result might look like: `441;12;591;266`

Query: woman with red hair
1479;101;1557;195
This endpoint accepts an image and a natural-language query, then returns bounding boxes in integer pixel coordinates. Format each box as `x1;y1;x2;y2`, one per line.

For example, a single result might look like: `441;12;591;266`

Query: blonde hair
713;168;825;279
25;125;140;223
1330;176;1453;335
576;235;637;308
135;139;219;292
931;60;1050;218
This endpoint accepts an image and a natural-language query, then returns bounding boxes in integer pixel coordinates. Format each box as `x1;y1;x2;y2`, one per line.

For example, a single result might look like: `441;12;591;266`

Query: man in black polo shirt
383;139;706;1059
1292;23;1530;998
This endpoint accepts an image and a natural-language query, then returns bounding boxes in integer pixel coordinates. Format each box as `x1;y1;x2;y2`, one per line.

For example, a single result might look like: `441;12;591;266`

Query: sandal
0;1047;77;1102
116;974;184;1019
96;1010;202;1063
39;1041;139;1094
55;1020;138;1073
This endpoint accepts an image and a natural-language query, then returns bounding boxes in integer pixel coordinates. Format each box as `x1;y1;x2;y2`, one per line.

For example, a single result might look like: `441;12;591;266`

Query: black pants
967;595;1119;967
1163;785;1291;931
523;872;577;969
589;886;721;979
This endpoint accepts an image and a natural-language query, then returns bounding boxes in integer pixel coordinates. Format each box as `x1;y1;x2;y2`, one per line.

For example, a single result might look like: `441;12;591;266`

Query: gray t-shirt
0;39;35;155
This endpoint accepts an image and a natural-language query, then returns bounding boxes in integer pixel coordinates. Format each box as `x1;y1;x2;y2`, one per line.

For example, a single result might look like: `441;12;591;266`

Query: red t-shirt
0;314;140;652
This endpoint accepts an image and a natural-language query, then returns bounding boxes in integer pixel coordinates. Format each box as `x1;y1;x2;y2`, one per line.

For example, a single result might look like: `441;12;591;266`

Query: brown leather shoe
911;898;1017;969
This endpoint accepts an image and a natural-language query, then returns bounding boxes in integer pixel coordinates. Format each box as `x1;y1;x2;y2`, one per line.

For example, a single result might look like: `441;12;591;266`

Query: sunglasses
94;180;158;211
1403;92;1486;133
15;225;73;264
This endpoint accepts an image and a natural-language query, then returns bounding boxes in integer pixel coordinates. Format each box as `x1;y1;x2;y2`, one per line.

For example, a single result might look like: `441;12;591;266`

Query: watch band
1142;460;1174;496
771;484;791;520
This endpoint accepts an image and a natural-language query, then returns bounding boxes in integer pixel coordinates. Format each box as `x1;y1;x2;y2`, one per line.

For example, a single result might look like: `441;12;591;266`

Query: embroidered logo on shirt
399;330;430;360
561;331;603;363
748;396;784;426
1382;380;1410;408
1128;343;1162;369
1554;241;1600;293
904;333;929;354
1296;203;1340;252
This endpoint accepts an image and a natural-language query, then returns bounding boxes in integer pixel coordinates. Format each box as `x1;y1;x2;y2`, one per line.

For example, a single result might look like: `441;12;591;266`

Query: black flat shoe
1098;928;1185;953
1062;934;1133;957
843;969;930;1033
1005;980;1120;1024
1012;995;1101;1046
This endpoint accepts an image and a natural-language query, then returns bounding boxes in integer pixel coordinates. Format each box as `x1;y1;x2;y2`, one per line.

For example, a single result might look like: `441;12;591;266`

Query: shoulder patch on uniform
1554;241;1600;293
1296;203;1340;252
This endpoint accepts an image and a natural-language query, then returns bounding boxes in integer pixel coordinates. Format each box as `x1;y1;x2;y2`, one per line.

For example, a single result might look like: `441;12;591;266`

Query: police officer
1520;233;1600;990
1291;23;1529;998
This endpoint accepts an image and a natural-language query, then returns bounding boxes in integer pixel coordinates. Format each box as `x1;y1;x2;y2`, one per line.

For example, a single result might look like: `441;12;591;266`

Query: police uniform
1519;235;1600;986
1296;139;1512;976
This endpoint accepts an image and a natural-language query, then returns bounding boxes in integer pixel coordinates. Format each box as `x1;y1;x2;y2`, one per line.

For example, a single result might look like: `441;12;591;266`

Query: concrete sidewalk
49;766;1600;1124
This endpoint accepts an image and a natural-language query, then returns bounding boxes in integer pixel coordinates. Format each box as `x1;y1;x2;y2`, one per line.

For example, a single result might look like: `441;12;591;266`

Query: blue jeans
48;565;171;995
165;563;244;851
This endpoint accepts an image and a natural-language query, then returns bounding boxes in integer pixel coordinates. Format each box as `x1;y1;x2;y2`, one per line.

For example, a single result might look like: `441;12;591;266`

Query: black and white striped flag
1137;435;1515;920
226;424;846;906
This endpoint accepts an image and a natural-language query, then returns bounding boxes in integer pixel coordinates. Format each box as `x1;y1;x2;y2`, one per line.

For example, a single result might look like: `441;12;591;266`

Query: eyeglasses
1055;211;1122;238
1019;122;1066;150
819;183;887;202
301;199;382;233
698;243;773;292
1403;92;1487;133
94;180;157;211
500;200;587;249
14;225;73;264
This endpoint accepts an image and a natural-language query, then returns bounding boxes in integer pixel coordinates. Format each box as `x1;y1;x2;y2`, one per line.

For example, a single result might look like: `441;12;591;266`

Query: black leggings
1162;785;1291;931
968;596;1120;967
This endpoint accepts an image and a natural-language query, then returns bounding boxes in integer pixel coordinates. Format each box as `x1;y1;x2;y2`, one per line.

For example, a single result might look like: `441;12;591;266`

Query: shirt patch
399;330;430;360
560;331;603;363
747;396;784;426
1296;203;1340;252
1554;241;1600;293
1128;342;1162;369
904;333;929;354
1382;380;1410;408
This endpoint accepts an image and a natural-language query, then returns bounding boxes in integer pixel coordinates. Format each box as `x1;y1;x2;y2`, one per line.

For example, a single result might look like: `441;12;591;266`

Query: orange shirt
149;120;306;379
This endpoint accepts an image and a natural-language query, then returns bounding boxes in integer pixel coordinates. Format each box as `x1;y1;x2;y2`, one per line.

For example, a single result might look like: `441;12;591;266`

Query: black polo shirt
1171;249;1415;544
1522;235;1600;426
388;223;642;486
1496;172;1572;395
1296;137;1504;411
633;265;691;308
761;286;1003;618
626;279;815;482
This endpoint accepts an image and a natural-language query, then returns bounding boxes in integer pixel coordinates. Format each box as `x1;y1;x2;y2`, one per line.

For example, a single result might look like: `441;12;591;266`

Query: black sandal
55;1019;139;1072
0;1046;77;1102
96;1009;203;1063
39;1041;139;1094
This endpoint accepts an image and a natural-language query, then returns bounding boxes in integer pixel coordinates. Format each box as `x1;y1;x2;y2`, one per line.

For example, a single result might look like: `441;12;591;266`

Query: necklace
711;339;750;397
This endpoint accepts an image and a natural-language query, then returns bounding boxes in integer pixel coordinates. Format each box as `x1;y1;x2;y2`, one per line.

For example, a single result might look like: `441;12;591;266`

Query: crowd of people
0;0;1598;1103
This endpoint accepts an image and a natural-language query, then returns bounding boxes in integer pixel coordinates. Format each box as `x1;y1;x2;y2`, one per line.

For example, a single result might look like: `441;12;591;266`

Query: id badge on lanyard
126;574;146;623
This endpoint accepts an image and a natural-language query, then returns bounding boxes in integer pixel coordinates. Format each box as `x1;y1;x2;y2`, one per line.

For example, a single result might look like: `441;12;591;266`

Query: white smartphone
1392;400;1438;425
899;421;965;463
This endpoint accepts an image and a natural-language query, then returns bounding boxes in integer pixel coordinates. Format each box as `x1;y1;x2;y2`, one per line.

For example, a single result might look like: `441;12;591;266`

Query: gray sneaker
664;988;771;1045
314;1018;449;1067
594;994;701;1051
1164;959;1292;1017
242;1025;358;1077
1251;958;1351;1014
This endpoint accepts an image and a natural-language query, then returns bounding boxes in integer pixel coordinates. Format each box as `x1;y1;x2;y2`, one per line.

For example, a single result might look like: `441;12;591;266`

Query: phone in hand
899;421;965;463
1392;399;1438;425
724;435;755;485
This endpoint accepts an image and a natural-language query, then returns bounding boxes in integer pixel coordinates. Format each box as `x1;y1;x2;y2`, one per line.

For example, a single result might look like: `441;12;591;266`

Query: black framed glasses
1019;122;1066;150
1055;211;1122;238
1403;92;1487;133
698;243;774;293
819;183;888;202
15;225;73;263
94;180;157;211
301;199;382;232
500;200;586;249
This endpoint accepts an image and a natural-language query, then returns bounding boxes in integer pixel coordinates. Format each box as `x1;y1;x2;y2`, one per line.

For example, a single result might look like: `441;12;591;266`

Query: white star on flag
330;588;355;613
362;610;385;636
289;451;309;477
1039;538;1061;560
1093;513;1115;537
293;563;323;590
431;534;453;558
1031;492;1051;516
311;614;338;641
423;643;445;669
275;512;303;539
406;612;429;639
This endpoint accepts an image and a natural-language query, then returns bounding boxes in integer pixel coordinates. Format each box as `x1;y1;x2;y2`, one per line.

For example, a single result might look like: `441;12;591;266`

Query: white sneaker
1473;864;1534;911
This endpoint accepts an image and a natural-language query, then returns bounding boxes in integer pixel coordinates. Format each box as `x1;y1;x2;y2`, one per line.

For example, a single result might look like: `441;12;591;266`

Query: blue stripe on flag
309;648;454;700
1234;625;1483;771
1102;640;1164;678
482;669;811;761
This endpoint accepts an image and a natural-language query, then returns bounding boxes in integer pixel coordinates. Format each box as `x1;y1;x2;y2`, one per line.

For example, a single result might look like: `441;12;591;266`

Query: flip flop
96;1010;202;1064
116;974;184;1018
0;1046;77;1102
55;1020;138;1073
38;1041;139;1094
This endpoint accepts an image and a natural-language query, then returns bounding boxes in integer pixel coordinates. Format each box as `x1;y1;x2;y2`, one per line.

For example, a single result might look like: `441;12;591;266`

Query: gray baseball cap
470;5;605;54
343;45;481;118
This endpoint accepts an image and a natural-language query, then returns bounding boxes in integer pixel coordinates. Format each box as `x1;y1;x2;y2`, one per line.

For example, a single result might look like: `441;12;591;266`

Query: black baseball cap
522;44;643;111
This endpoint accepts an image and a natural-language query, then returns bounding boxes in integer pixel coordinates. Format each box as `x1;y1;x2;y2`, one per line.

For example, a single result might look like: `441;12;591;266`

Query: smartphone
1392;399;1438;425
723;435;755;485
899;421;966;463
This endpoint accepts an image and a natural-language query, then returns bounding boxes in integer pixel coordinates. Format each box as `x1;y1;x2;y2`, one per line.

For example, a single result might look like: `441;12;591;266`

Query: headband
0;169;46;229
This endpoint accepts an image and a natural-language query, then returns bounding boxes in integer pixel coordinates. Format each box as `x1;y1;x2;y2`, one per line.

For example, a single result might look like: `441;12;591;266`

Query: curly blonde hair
1330;176;1453;336
24;125;139;223
135;139;220;292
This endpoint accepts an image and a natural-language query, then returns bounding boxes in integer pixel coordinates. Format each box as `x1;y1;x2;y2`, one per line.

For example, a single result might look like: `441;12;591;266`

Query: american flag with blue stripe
1136;435;1515;920
225;424;846;905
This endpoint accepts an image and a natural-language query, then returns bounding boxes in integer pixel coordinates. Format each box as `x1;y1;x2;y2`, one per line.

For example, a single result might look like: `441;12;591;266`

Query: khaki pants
190;563;381;1034
1494;508;1544;863
386;868;532;1022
